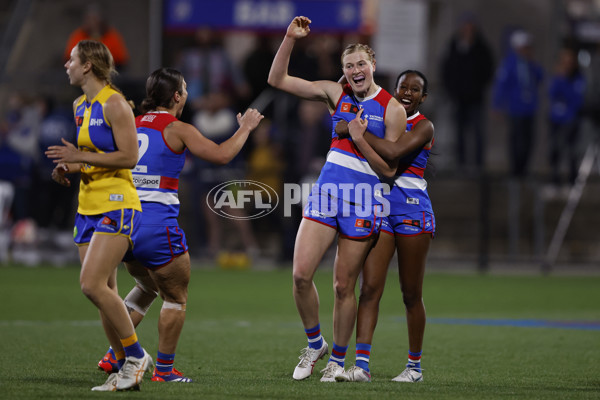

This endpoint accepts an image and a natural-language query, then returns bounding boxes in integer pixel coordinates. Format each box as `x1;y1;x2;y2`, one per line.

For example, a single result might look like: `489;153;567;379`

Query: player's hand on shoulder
335;120;349;139
237;108;265;131
286;16;311;39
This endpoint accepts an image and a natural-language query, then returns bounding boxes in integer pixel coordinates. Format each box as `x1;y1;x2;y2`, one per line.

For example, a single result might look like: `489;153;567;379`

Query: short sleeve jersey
74;85;141;215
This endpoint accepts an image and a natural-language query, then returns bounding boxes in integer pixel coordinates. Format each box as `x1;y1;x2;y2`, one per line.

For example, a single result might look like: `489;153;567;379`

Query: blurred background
0;0;599;274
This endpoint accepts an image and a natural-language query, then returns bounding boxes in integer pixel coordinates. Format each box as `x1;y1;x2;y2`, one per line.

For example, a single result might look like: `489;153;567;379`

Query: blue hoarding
164;0;362;32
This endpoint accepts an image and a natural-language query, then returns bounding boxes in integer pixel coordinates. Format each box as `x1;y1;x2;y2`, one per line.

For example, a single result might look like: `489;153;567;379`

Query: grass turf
0;264;599;399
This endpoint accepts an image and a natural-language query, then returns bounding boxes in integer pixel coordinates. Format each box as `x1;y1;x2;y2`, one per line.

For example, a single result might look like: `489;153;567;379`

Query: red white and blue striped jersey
133;111;184;224
314;84;393;206
388;111;434;215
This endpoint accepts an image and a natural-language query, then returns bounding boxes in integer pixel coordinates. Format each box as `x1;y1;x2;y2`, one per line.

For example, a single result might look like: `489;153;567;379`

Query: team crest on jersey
341;102;359;114
75;116;84;127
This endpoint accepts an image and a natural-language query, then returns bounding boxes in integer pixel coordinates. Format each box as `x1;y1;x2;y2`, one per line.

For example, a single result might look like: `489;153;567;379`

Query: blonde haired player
46;40;151;391
268;16;406;381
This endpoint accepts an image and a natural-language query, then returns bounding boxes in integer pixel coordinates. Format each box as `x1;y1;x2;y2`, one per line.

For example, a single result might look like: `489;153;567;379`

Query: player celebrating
46;40;151;391
95;67;263;384
268;16;406;381
335;70;435;382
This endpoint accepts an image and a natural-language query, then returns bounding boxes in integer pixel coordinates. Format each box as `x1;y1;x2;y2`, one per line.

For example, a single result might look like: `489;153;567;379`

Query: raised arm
267;16;340;106
172;108;264;165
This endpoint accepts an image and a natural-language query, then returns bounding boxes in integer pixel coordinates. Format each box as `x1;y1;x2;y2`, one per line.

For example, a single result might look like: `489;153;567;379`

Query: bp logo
206;180;279;220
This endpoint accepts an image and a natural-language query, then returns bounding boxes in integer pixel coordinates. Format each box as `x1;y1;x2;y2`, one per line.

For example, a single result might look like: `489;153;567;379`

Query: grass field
1;263;599;399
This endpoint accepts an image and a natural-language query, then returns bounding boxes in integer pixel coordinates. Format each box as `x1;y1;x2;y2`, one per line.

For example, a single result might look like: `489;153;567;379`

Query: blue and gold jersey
74;85;141;215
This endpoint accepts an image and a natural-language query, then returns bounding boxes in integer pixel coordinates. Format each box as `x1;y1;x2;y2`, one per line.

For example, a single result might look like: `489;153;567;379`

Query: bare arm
365;118;433;163
267;16;340;107
348;108;397;177
45;94;139;169
173;108;264;165
347;99;406;178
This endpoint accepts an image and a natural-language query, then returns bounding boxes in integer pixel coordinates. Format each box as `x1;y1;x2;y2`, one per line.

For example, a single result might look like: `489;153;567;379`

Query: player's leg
81;233;151;390
292;218;337;380
97;249;159;374
97;268;127;373
80;234;138;343
321;234;375;382
337;230;395;382
146;253;192;382
391;233;431;383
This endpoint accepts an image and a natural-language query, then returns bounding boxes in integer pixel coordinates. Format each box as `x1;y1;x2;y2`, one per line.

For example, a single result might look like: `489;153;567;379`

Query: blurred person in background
491;29;544;177
280;100;332;262
0;93;41;222
176;27;249;114
441;12;494;172
187;90;260;262
64;3;129;69
547;46;586;187
242;35;276;112
34;96;78;230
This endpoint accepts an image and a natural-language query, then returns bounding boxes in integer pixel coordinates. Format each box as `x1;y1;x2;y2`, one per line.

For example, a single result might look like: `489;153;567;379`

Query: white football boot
292;340;329;380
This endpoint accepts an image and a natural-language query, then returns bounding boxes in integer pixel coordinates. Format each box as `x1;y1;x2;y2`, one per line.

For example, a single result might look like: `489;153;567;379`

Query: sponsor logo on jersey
102;217;117;227
89;118;104;127
406;197;419;205
355;219;372;229
75;116;84;127
402;219;421;227
341;102;359;114
132;174;161;188
367;114;383;122
309;209;326;218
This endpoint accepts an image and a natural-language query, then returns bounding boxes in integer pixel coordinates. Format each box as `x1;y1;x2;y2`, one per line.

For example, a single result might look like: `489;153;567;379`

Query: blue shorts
123;222;188;269
302;193;382;239
73;209;140;246
380;211;435;237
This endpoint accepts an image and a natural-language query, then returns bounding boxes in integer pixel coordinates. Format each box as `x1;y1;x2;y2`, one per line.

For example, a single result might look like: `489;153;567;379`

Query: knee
402;289;422;309
333;278;355;300
162;288;188;305
292;265;314;292
80;278;99;302
359;282;384;305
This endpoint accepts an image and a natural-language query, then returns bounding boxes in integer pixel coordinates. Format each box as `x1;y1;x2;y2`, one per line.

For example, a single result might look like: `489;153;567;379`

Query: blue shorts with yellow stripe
73;209;140;247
